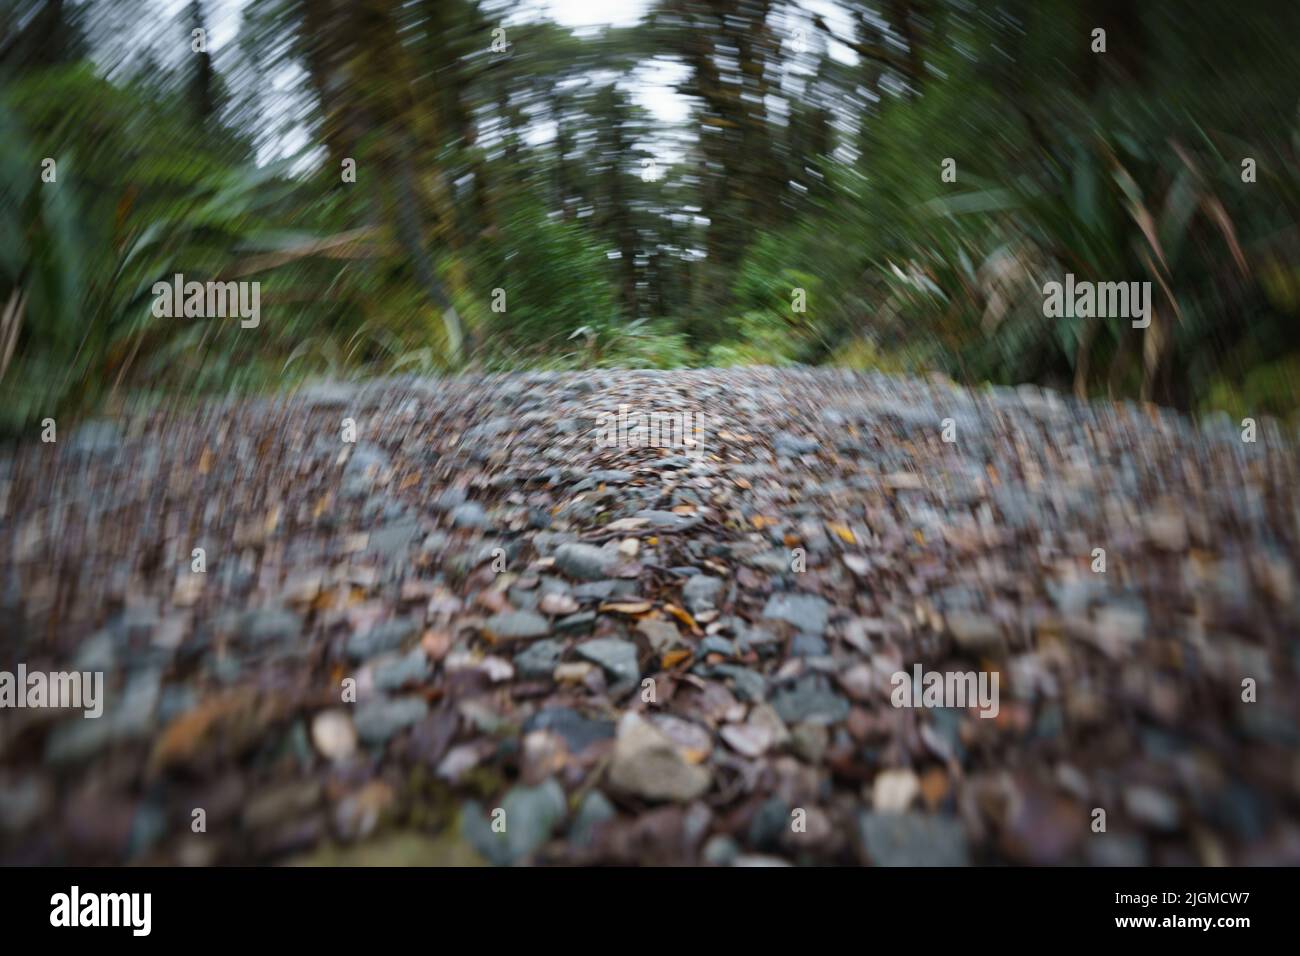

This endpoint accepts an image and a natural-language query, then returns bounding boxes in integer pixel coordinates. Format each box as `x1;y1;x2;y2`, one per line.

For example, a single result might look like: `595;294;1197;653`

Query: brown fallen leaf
663;603;702;635
662;649;693;669
600;600;653;615
828;522;856;544
149;689;291;775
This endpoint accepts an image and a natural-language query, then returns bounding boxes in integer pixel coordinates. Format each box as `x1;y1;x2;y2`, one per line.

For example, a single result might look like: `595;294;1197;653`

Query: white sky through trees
147;0;856;168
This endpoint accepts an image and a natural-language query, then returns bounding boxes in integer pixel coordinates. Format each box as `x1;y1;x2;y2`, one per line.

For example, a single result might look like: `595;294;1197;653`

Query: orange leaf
828;523;856;544
664;603;702;635
662;649;692;669
600;601;653;615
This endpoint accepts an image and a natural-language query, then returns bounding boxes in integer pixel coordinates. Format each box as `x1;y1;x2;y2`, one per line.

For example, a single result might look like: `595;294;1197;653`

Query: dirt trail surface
2;367;1299;865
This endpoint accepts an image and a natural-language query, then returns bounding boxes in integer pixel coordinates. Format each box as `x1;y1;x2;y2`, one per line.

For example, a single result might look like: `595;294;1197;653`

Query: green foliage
474;195;621;359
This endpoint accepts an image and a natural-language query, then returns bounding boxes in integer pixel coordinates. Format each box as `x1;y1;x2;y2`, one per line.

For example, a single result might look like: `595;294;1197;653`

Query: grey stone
368;518;421;560
347;618;418;661
525;707;615;753
463;778;567;866
589;469;633;484
762;592;831;635
682;574;724;613
771;675;849;725
709;664;766;702
573;580;618;601
703;835;740;866
554;543;616;581
858;812;971;866
570;790;616;848
374;648;431;690
608;714;711;802
748;796;790;850
484;610;550;642
239;606;303;645
555;610;597;634
434;486;468;511
576;638;640;688
514;639;565;679
67;421;125;457
353;696;429;744
773;431;819;456
44;717;115;765
945;611;1002;652
700;636;735;657
449;502;490;529
633;510;702;532
790;633;829;656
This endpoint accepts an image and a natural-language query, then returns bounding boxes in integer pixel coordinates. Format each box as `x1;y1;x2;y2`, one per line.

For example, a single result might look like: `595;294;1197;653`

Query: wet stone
576;638;640;689
554;543;617;581
771;675;849;725
682;574;724;613
858;812;971;867
352;696;429;745
374;648;431;690
762;592;830;636
524;707;615;753
484;610;551;642
347;618;418;661
514;639;566;679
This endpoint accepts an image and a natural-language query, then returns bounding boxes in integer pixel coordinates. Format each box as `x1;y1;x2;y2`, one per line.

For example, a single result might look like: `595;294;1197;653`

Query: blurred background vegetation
2;0;1299;432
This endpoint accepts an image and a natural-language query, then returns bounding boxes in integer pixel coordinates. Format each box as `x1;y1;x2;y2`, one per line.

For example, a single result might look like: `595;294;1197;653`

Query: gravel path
2;367;1298;865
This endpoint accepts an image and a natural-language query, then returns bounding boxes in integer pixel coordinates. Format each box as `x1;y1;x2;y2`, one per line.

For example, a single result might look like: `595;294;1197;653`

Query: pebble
570;791;616;848
347;618;418;661
463;778;567;866
484;610;550;642
554;542;617;581
524;707;615;753
609;714;712;802
771;675;849;725
682;574;724;613
352;696;429;745
872;768;920;812
945;611;1002;652
576;638;640;689
310;710;358;762
1124;785;1183;832
450;502;490;529
858;811;971;866
373;648;431;690
514;639;566;679
762;592;830;635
